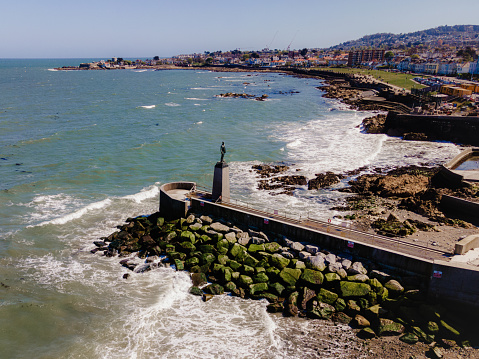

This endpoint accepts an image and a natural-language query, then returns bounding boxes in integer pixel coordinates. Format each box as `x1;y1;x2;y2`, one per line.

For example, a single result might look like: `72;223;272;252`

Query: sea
0;59;462;358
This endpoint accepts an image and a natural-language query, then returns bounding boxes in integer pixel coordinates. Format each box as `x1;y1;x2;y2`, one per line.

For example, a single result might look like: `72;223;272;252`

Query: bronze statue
220;142;226;162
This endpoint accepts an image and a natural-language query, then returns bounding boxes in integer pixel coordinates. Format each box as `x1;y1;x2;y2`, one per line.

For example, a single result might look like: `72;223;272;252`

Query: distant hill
330;25;479;50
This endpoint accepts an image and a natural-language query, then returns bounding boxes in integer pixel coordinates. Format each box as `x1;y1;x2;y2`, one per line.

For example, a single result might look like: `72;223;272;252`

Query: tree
300;48;308;58
385;51;395;60
153;56;160;61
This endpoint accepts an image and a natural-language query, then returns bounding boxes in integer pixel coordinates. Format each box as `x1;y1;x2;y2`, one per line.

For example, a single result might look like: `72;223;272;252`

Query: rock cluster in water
92;211;468;348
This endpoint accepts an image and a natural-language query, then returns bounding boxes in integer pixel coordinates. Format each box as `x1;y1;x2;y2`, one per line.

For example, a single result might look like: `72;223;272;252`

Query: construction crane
265;31;279;51
286;31;299;52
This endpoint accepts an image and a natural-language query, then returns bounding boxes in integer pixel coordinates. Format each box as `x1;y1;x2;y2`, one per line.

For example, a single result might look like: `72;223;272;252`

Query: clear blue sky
2;0;479;58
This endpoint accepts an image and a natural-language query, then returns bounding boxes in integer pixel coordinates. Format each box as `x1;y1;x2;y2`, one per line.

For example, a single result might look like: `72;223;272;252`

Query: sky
2;0;479;58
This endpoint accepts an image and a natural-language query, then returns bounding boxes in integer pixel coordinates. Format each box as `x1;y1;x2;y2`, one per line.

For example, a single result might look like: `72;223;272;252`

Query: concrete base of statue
212;161;230;203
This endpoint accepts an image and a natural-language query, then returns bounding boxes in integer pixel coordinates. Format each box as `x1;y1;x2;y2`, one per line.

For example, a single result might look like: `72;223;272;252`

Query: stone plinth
212;162;230;203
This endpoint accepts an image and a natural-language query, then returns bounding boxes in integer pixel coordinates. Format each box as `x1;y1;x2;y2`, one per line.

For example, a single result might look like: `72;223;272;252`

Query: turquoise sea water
0;59;461;358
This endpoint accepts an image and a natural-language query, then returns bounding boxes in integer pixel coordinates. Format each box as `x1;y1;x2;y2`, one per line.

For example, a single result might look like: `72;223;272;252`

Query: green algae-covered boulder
256;292;278;303
249;282;269;295
200;234;211;243
166;231;177;242
301;268;324;286
316;288;338;305
248;243;265;253
264;242;281;253
266;267;280;281
339;281;371;297
242;264;255;275
200;252;216;266
271;253;290;269
324;272;341;285
189;223;202;232
216;239;230;255
255;267;265;274
185;256;200;268
174;259;184;271
227;259;242;271
253;272;269;283
217;254;229;265
204;283;224;295
367;278;383;293
225;281;237;292
243;254;259;268
156;217;165;227
189;286;203;296
178;241;196;253
269;282;286;296
232;271;240;280
378;318;405;336
309;301;335;320
165;244;175;253
279;268;302;287
335;298;346;312
212;263;225;273
169;251;187;261
399;332;419;344
180;231;196;243
358;298;369;310
239;275;253;288
219;266;232;283
199;244;215;253
229;243;247;260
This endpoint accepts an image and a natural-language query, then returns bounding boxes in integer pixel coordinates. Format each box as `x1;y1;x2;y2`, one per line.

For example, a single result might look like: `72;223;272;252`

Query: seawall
385;112;479;146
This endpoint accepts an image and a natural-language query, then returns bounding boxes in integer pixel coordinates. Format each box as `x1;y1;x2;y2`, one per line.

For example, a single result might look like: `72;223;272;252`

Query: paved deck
191;192;451;262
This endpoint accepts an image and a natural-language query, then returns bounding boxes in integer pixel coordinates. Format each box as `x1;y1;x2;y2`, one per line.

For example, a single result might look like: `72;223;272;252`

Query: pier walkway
190;190;450;262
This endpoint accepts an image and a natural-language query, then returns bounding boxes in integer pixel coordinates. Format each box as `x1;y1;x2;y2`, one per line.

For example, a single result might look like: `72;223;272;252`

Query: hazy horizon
2;0;479;59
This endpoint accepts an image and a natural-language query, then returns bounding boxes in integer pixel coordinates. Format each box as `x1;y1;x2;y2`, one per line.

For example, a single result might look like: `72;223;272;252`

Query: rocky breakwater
91;211;474;353
217;92;268;101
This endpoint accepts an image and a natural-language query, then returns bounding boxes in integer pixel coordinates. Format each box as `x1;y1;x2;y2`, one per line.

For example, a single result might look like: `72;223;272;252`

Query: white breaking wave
165;102;181;107
138;105;156;109
30;183;161;227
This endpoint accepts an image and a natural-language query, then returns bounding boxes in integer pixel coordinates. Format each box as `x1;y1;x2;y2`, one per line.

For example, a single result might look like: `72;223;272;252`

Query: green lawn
313;67;426;91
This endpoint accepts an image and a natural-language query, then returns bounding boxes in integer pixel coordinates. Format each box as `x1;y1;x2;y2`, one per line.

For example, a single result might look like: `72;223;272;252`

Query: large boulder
300;268;324;286
210;222;230;233
307;255;326;271
377;318;405;336
309;301;335;320
279;268;302;287
384;279;404;296
339;281;371;297
316;288;338;305
271;253;290;269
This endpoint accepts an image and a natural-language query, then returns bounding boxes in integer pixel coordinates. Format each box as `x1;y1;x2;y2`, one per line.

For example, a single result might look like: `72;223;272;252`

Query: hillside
330;25;479;50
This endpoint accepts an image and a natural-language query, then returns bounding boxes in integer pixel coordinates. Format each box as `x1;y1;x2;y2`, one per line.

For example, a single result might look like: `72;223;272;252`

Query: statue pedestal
212;162;230;203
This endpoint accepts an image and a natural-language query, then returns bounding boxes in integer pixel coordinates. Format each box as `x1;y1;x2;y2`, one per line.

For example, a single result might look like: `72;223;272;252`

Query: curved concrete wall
444;147;479;169
159;182;196;219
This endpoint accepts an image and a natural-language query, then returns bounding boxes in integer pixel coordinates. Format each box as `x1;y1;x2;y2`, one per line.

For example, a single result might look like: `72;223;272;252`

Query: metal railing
188;188;450;259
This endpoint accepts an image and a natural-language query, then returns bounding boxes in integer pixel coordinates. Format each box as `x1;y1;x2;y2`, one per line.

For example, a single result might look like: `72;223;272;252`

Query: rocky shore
92;211;478;357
